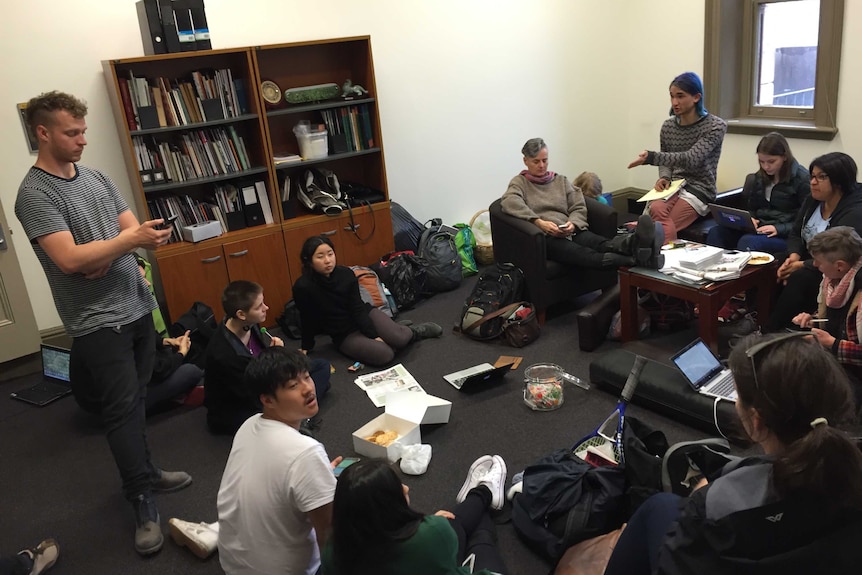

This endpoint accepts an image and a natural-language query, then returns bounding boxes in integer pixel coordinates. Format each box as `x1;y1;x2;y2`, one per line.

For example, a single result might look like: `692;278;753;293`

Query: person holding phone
604;332;862;575
627;72;727;241
14;90;189;556
321;456;509;575
205;280;332;435
792;227;862;399
502;138;664;270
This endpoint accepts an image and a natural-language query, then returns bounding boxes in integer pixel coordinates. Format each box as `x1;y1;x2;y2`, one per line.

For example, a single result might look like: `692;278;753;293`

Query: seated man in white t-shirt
202;348;338;575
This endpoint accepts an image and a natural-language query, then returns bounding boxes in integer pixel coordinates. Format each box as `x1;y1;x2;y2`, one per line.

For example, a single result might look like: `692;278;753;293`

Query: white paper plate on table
746;252;775;265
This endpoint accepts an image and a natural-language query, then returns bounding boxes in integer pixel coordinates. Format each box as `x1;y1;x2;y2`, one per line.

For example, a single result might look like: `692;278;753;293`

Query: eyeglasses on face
744;331;811;393
810;172;830;182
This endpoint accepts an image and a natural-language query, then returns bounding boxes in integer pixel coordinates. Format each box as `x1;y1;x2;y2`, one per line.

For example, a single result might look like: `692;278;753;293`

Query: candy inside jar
523;363;565;411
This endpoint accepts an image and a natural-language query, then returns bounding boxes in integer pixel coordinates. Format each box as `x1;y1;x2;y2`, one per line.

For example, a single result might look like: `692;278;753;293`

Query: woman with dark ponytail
605;332;862;575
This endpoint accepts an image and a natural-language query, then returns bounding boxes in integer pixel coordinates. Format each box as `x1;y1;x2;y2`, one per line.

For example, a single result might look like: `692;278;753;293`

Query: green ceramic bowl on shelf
284;83;340;104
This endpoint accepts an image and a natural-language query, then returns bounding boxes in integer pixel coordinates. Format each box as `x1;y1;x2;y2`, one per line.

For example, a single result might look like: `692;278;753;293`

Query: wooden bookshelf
103;37;394;323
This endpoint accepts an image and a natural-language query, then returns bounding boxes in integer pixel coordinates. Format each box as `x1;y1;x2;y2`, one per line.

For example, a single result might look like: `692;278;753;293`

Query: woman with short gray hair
501;138;663;269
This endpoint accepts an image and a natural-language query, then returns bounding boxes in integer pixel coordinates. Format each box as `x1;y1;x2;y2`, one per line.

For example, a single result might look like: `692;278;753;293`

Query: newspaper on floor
354;363;425;407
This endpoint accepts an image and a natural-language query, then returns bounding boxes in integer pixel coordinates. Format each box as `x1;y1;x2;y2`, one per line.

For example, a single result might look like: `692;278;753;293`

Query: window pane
755;0;820;108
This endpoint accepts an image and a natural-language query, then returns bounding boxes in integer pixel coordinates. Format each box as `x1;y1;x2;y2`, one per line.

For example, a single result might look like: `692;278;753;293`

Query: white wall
1;0;860;331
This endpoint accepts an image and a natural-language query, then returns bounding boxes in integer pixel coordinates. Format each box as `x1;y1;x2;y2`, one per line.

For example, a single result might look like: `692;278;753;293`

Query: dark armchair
489;197;619;323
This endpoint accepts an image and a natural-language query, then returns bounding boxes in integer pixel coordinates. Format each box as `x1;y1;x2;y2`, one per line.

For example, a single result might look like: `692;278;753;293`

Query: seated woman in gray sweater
502;137;663;269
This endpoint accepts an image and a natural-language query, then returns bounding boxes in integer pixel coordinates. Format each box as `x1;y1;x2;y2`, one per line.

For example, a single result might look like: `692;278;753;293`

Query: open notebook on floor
443;362;514;391
10;343;73;406
670;339;737;402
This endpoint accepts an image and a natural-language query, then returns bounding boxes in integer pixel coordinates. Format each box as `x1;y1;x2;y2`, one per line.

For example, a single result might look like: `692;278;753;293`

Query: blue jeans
70;314;157;501
706;226;787;254
604;492;682;575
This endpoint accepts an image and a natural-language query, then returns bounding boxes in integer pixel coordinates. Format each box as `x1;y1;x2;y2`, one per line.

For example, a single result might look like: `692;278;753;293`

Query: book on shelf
273;153;301;165
255;180;274;224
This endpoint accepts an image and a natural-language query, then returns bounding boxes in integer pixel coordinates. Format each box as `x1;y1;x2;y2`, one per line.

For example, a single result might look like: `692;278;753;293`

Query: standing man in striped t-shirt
14;91;192;556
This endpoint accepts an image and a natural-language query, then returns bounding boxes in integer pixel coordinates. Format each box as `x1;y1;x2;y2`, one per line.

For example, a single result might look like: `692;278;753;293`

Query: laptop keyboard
708;372;735;397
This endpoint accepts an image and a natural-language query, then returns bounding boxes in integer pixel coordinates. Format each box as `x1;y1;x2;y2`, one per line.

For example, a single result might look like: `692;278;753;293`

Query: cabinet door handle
201;255;222;264
228;249;249;258
320;229;337;236
344;223;360;232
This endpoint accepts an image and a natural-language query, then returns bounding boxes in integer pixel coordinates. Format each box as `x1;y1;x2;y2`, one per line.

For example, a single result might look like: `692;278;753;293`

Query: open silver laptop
10;343;73;406
670;339;737;402
444;363;513;391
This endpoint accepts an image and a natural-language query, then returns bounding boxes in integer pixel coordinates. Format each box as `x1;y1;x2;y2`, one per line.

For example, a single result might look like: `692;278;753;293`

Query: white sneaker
484;455;507;510
506;480;523;502
168;518;218;559
456;455;495;504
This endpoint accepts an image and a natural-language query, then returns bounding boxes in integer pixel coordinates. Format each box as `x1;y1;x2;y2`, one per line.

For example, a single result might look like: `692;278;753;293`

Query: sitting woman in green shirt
321;456;508;575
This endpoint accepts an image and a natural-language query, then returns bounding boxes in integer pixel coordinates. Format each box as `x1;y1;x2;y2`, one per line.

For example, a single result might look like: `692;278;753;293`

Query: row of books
147;180;274;243
320;104;374;153
132;126;251;186
118;68;248;131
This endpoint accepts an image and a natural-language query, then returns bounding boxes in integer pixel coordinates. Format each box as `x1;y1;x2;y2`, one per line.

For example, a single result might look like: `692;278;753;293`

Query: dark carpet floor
0;275;734;575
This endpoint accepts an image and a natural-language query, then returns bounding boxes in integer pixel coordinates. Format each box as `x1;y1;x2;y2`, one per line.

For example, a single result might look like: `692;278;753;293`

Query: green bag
453;223;479;277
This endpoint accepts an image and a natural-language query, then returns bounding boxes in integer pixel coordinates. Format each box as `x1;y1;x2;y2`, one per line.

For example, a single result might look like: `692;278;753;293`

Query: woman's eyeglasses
744;331;810;394
810;172;830;182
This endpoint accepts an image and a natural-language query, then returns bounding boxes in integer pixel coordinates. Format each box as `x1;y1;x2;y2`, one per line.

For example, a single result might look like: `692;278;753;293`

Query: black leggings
448;487;507;574
338;308;413;366
767;266;821;331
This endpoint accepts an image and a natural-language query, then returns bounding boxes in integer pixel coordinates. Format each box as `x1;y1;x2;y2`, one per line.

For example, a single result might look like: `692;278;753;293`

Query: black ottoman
576;284;620;352
589;349;747;443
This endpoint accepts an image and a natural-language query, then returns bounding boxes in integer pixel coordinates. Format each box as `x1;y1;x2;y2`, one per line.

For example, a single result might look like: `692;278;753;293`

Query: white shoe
168;518;218;559
456;455;495;504
484;455;507;510
506;480;523;502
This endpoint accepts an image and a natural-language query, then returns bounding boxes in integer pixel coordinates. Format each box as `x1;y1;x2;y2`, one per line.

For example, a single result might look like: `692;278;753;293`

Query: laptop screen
671;340;721;388
41;345;71;382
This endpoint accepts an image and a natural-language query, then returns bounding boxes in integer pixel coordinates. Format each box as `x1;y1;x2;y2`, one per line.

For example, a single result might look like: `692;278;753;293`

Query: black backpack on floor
390;201;425;252
459;262;524;340
375;251;427;310
418;219;462;293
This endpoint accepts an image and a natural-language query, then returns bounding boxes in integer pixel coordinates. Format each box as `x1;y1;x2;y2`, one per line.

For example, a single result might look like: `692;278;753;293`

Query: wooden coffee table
618;263;777;354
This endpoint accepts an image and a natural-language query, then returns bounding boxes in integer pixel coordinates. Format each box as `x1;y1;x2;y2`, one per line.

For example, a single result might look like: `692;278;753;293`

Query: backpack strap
462;301;523;335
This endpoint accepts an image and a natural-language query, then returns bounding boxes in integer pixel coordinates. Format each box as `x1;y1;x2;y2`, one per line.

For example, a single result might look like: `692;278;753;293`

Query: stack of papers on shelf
273;153;301;165
637;179;686;202
354;364;426;407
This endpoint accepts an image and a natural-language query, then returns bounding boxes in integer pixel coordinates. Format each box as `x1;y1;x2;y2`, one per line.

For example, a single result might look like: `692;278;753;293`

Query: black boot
410;322;443;341
631;215;665;269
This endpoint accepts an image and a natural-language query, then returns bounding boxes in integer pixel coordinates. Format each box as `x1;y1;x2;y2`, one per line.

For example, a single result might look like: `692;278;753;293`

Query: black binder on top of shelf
136;0;166;55
158;0;181;53
240;184;265;227
188;0;212;50
173;0;197;52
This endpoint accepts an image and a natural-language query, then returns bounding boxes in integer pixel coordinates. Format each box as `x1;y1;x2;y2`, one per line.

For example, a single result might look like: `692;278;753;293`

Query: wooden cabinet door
157;245;229;324
339;205;394;266
223;232;293;326
283;220;342;279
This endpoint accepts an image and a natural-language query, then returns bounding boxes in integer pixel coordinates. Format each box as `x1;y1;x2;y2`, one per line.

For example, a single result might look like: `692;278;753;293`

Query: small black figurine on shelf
341;79;368;99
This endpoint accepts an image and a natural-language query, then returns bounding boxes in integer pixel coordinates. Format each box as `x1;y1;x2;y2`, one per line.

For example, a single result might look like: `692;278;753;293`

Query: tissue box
181;220;223;243
353;413;422;462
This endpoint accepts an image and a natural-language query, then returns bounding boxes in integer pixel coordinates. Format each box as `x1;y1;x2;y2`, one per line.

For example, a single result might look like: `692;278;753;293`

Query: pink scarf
823;256;862;308
520;169;556;185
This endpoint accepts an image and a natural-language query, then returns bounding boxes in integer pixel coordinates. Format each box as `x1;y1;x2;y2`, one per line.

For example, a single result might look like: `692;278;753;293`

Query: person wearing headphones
204;280;331;434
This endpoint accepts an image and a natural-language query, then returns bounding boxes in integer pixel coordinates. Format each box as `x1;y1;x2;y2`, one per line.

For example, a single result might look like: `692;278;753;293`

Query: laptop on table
10;343;73;406
670;339;737;402
444;362;514;391
707;204;758;233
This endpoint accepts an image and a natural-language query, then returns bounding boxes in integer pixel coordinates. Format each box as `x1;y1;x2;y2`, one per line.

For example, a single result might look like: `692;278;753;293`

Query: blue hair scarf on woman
669;71;708;117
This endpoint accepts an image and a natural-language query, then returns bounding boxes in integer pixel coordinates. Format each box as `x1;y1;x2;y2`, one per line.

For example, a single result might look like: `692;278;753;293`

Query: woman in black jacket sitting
292;236;441;366
605;332;862;575
768;152;862;330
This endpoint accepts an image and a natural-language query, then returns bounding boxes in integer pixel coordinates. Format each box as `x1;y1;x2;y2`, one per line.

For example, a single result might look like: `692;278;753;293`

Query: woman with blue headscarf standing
628;72;728;241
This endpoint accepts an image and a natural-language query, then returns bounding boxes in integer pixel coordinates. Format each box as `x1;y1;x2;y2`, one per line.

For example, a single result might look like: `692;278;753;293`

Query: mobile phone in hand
333;457;360;477
558;223;567;229
158;214;178;230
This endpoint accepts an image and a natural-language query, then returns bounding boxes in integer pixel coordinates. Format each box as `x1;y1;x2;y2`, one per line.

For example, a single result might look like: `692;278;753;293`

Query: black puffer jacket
745;160;810;238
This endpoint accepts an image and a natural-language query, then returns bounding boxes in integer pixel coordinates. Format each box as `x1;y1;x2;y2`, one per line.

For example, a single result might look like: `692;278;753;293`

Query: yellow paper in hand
638;179;686;202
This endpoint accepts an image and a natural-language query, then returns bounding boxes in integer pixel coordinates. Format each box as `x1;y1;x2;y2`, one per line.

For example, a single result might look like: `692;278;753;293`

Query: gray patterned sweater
646;114;727;205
